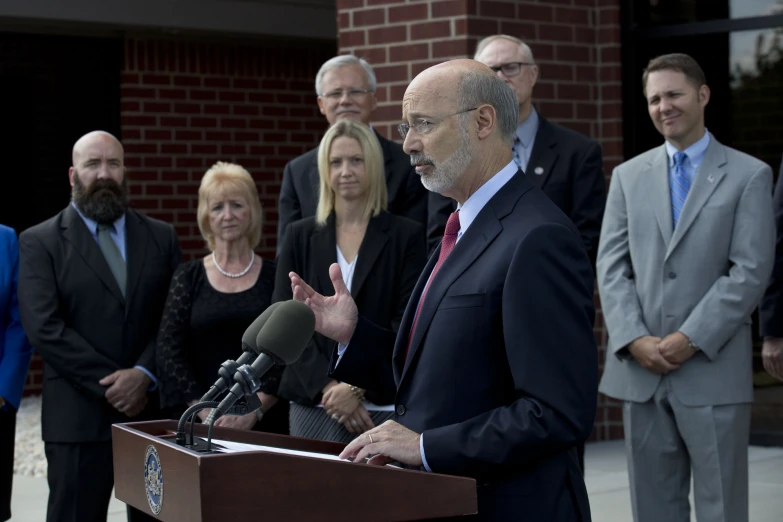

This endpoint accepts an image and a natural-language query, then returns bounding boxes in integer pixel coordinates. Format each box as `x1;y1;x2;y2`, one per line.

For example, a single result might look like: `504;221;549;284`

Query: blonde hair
315;120;387;225
197;162;262;251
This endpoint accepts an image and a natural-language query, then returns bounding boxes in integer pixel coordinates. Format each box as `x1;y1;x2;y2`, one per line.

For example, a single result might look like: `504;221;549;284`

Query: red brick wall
338;0;624;440
121;36;335;259
23;34;336;396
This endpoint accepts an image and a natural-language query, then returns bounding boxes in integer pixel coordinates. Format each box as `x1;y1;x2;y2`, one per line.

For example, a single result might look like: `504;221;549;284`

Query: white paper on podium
209;439;344;462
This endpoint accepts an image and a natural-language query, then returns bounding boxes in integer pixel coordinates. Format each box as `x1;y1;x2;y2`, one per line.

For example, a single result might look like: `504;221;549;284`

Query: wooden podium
112;420;477;521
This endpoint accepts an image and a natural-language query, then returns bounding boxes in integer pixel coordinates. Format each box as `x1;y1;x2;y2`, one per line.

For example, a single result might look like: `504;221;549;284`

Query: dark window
0;33;121;235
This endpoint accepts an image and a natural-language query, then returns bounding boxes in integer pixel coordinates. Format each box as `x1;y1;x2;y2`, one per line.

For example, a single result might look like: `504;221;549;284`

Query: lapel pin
534;166;544;175
707;175;714;183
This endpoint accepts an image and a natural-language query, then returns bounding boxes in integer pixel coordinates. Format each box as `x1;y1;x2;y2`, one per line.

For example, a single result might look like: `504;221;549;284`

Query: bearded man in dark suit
18;130;181;522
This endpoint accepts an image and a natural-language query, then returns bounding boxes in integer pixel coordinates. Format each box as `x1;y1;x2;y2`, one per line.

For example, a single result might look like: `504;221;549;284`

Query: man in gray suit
597;53;775;522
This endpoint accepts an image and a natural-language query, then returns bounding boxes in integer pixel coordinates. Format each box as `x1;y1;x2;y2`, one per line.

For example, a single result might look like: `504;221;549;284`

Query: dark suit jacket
277;131;428;253
428;117;606;269
18;205;181;442
760;155;783;337
273;211;426;405
332;172;597;521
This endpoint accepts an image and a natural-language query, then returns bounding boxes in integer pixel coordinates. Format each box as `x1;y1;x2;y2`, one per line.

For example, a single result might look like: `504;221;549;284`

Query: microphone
209;300;315;422
199;302;283;402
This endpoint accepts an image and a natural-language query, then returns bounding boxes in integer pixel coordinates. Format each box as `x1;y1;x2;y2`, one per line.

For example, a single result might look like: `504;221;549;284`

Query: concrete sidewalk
10;440;783;521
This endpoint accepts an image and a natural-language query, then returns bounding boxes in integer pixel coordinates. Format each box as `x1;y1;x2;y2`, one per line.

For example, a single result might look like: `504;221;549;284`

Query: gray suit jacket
597;136;774;406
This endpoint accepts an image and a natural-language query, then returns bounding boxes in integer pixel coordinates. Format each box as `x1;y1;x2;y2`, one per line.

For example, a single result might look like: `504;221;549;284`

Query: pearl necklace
212;251;254;278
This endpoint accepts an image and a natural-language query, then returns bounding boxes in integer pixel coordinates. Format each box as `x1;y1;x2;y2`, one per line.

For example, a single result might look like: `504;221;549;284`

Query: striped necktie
671;151;690;229
512;135;525;171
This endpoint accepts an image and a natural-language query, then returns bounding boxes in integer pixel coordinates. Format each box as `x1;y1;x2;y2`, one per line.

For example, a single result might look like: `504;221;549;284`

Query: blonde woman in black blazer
273;120;426;443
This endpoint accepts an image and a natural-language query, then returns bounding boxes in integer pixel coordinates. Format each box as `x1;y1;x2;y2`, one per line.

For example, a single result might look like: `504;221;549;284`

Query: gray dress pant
623;375;750;522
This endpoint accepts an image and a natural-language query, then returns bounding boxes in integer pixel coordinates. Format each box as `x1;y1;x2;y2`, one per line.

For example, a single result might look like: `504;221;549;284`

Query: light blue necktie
671;151;690;229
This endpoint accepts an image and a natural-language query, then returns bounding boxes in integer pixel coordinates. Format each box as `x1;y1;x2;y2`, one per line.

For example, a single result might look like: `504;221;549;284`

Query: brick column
337;0;624;441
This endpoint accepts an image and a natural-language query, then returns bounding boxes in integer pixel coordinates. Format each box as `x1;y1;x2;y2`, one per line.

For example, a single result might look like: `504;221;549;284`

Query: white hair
315;55;377;95
474;34;535;64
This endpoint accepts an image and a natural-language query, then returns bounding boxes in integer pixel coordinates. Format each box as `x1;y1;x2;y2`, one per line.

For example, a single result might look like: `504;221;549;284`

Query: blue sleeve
134;365;158;391
0;229;33;410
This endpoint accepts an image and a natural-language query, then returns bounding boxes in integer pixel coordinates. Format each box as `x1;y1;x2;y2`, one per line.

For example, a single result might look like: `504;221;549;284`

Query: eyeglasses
487;62;534;78
320;88;372;101
398;107;478;139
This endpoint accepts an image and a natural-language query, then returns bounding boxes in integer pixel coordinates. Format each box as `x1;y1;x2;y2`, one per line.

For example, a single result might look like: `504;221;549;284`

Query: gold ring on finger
368;434;374;444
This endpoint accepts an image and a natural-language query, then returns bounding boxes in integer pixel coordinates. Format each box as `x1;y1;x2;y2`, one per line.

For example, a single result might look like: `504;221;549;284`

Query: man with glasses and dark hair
598;53;774;522
277;55;430;251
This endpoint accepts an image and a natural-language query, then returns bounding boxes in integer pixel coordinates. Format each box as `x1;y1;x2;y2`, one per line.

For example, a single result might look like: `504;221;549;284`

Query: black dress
155;258;288;434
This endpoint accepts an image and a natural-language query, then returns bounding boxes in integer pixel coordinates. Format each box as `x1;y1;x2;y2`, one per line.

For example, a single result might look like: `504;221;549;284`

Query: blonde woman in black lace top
155;162;286;433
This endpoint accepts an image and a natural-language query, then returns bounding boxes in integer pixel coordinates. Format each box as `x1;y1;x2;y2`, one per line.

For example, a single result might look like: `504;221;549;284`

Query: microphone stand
175;390;263;452
204;363;267;451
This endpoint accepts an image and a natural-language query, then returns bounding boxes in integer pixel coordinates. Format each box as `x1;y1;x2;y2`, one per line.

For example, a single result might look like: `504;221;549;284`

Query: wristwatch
688;339;699;351
254;409;264;423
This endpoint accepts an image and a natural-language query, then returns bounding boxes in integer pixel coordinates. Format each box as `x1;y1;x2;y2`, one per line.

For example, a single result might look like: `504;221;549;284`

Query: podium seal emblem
144;445;163;515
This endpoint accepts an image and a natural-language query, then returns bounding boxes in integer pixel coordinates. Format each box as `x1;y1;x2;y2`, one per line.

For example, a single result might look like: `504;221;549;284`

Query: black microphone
208;300;315;422
199;302;283;402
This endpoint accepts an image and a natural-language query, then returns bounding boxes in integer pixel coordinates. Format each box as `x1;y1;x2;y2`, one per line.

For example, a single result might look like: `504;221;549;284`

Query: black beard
72;171;129;224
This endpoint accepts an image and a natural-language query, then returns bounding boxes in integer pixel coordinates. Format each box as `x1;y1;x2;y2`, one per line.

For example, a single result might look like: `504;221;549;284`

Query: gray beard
72;172;129;225
416;121;473;194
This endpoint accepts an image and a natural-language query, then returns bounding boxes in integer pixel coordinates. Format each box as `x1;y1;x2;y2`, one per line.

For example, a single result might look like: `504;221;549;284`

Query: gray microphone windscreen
241;301;283;353
255;300;315;365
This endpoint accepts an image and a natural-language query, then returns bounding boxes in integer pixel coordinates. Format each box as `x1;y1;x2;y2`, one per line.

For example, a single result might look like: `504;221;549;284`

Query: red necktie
405;211;461;359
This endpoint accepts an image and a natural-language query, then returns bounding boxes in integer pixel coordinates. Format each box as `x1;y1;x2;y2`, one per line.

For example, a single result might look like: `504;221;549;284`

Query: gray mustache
409;154;435;166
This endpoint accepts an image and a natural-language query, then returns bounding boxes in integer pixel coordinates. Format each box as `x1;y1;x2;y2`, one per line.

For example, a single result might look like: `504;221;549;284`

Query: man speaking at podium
289;60;597;521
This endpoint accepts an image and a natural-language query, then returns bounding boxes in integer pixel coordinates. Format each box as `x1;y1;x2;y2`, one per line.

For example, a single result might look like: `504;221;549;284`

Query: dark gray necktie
97;224;126;297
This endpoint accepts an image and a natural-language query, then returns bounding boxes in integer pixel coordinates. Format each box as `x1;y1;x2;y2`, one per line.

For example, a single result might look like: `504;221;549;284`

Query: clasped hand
322;381;374;434
99;368;150;417
629;332;696;375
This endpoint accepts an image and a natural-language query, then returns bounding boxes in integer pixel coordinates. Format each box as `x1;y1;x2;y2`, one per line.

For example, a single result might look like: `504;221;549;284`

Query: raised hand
290;263;358;345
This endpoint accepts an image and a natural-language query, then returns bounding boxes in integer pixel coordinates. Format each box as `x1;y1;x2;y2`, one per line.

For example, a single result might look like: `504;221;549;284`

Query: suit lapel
392;248;438;383
397;172;528;383
310;214;338;297
350;212;390;299
376;131;394;182
61;205;125;304
124;210;149;317
526;118;558;188
666;138;727;259
307;153;320;210
644;146;674;248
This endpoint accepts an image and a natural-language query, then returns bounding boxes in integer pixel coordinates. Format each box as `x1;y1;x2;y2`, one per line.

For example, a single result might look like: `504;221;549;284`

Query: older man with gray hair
287;58;598;521
277;54;432;251
430;35;605;270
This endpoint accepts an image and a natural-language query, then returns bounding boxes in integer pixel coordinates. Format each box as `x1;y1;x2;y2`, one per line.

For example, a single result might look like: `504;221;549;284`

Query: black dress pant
0;409;15;522
44;441;159;522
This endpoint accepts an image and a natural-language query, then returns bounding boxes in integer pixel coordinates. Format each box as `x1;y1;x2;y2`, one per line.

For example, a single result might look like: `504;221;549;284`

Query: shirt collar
456;160;518;237
515;107;539;147
71;201;126;235
665;129;711;170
